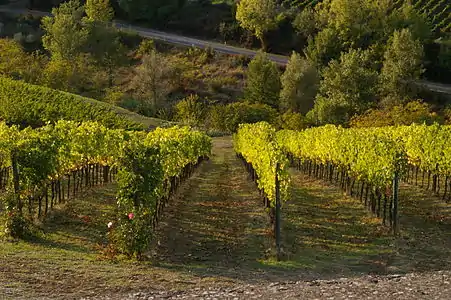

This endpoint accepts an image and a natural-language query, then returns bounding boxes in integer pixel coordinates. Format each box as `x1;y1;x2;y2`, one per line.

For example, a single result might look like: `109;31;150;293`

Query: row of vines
235;122;451;235
0;121;211;257
0;76;141;130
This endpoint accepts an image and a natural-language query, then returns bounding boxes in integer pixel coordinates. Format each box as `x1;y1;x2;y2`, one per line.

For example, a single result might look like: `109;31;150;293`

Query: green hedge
0;77;142;129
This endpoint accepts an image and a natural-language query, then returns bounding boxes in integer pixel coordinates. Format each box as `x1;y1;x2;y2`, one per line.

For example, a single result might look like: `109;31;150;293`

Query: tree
235;0;279;49
280;52;319;113
41;0;88;61
292;7;317;40
304;0;394;68
84;23;128;87
244;52;281;107
380;28;424;106
117;0;181;24
83;0;127;87
131;50;178;115
85;0;114;22
0;38;47;84
311;48;379;124
43;53;104;96
305;27;342;68
388;2;431;42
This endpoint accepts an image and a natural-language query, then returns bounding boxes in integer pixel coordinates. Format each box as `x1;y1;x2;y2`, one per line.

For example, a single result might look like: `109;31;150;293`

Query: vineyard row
0;121;211;256
235;122;451;234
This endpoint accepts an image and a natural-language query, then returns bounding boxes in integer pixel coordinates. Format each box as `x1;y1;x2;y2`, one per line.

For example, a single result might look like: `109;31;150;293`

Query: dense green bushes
208;101;277;133
0;77;141;129
349;101;440;128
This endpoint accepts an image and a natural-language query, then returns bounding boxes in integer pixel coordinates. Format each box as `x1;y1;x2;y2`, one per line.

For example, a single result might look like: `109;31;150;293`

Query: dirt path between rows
150;136;277;282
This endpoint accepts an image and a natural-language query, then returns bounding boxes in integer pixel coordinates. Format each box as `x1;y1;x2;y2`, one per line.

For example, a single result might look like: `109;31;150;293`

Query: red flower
128;212;134;220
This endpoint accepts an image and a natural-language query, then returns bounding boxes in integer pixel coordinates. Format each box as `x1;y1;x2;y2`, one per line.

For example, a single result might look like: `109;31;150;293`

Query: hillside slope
0;77;170;129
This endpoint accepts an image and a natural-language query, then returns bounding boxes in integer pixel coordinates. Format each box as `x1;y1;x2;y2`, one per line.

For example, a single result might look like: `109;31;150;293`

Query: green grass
0;186;201;299
275;172;394;275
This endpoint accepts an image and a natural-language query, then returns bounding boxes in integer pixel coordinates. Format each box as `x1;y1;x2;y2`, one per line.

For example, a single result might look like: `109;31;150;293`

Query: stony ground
81;271;451;300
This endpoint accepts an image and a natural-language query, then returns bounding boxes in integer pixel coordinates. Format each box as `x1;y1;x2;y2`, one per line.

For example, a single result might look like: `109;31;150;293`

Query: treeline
216;0;451;127
3;0;451;129
21;0;451;83
0;0;250;124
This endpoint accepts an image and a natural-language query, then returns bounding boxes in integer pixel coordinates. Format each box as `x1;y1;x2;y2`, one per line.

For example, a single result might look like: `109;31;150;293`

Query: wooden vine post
275;162;281;260
11;151;21;214
392;172;399;235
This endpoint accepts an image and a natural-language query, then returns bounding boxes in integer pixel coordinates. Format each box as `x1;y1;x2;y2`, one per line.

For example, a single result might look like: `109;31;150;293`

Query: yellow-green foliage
234;122;289;205
0;76;141;129
350;101;439;128
277;126;406;188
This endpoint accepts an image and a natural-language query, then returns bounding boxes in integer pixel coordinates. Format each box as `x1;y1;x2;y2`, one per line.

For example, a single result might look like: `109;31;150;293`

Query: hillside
402;0;451;33
0;77;170;129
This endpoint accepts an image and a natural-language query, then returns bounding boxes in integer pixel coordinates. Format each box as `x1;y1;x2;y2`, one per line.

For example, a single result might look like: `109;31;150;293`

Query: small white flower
107;221;113;229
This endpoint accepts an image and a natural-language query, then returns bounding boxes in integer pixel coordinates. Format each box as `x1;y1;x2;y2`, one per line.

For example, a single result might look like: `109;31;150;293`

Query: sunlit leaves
234;122;290;206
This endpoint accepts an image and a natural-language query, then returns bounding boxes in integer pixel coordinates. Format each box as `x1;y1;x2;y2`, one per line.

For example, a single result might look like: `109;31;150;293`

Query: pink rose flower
128;212;134;220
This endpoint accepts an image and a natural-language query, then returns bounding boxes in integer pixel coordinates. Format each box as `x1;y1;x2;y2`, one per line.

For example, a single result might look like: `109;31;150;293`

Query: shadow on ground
150;137;424;282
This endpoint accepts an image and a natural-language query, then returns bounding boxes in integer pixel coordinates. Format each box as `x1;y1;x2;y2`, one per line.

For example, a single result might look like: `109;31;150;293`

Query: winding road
0;6;289;64
1;6;450;95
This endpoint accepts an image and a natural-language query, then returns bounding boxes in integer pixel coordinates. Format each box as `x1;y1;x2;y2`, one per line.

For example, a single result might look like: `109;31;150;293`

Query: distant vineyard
0;77;142;130
282;0;321;10
401;0;451;33
283;0;451;34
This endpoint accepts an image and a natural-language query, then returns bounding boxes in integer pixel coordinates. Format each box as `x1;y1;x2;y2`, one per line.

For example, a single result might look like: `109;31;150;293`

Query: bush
274;111;307;131
174;94;207;127
135;39;155;58
0;76;141;129
229;54;251;68
207;101;277;133
350;100;440;127
117;28;143;49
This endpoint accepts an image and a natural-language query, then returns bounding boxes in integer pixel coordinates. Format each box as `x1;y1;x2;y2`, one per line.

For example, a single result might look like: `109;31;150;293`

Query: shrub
274;111;307;131
207;101;277;133
135;39;155;58
350;100;440;127
174;94;207;127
